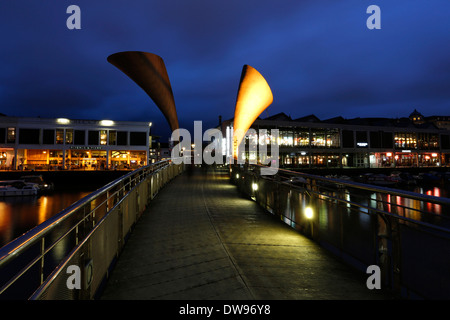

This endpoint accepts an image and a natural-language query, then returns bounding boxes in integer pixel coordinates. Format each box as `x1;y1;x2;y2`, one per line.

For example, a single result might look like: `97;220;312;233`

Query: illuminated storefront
219;112;450;168
0;116;152;170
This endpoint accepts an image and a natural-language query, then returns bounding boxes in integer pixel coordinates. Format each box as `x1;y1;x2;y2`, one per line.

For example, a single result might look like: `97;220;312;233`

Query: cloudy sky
1;0;450;140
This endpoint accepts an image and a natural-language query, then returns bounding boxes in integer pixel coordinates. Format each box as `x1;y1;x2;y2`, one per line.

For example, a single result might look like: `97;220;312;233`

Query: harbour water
0;173;449;250
0;189;95;248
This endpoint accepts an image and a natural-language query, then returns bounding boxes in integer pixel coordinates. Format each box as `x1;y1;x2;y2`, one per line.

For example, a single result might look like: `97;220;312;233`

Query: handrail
251;164;450;206
0;161;152;262
28;165;158;300
0;160;171;280
240;164;450;235
233;163;450;298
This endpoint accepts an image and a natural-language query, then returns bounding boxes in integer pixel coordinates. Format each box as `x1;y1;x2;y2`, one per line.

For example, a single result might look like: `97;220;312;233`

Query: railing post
106;190;109;212
376;214;391;289
388;215;402;293
117;181;124;252
40;238;45;285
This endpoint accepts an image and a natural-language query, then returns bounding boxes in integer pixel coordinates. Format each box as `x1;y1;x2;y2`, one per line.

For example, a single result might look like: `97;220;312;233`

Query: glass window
100;130;107;145
429;134;439;149
19;128;40;144
65;129;73;145
342;130;354;148
442;135;450;149
311;129;326;148
245;130;258;147
7;127;15;143
279;129;294;147
130;131;147;146
56;129;64;144
396;132;418;149
294;129;309;147
74;130;85;145
370;132;381;148
117;131;128;146
258;130;270;146
382;132;393;148
356;131;368;148
326;129;340;148
0;128;5;143
109;130;117;145
88;130;99;145
43;129;55;144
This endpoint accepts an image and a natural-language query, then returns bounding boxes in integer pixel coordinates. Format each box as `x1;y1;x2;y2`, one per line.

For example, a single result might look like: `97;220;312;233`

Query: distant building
159;142;171;160
219;111;450;168
409;109;450;131
0;115;152;170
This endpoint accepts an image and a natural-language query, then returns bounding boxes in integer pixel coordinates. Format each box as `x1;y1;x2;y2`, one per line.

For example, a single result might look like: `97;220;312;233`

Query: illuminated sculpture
107;51;179;133
233;65;273;159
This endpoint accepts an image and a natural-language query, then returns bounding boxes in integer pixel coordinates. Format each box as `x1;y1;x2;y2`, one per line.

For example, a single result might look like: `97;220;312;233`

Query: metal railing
0;160;184;300
231;164;450;299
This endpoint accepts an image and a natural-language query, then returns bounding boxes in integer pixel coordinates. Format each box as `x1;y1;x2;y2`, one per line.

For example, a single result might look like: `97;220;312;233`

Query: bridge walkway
100;166;390;300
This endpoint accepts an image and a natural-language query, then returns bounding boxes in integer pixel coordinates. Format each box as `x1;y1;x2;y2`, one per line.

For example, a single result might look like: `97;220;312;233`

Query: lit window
65;129;73;144
100;130;107;145
7;127;15;143
56;129;64;144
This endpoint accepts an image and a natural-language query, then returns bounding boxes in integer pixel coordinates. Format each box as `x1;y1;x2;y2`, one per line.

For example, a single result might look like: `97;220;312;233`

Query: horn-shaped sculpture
107;51;179;133
233;65;273;160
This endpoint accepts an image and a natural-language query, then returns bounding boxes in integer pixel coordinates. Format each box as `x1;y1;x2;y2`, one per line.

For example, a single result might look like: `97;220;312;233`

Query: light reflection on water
287;183;450;234
341;185;450;232
0;190;93;249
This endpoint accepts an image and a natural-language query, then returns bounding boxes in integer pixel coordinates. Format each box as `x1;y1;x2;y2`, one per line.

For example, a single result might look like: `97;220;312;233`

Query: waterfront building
219;111;450;168
0;115;152;170
409;109;450;131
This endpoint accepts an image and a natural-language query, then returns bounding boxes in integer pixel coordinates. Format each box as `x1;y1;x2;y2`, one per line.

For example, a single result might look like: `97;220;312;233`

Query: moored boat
367;174;396;186
19;175;54;193
0;180;39;197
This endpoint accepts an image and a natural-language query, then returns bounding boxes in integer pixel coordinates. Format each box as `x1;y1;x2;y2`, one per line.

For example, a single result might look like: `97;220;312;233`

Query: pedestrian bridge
1;160;449;300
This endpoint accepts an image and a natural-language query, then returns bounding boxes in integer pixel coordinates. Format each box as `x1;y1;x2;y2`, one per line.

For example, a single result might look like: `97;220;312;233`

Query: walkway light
252;182;258;191
304;206;314;219
236;173;239;179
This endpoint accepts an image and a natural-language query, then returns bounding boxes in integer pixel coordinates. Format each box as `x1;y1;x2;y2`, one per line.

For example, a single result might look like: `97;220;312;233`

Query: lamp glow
100;120;114;126
57;118;70;124
304;207;314;219
252;183;258;191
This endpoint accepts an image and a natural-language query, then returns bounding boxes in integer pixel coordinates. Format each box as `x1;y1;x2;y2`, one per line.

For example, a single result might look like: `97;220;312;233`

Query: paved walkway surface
100;166;390;300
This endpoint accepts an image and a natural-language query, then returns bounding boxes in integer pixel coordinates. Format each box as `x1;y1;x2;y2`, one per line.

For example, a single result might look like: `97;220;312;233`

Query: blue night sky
1;0;450;140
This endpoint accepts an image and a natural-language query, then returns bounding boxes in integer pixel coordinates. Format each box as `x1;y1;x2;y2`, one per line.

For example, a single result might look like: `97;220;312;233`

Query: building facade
219;112;450;169
0;116;152;170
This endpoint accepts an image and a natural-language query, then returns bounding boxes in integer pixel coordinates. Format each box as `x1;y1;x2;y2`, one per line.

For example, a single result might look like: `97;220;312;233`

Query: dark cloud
0;0;450;140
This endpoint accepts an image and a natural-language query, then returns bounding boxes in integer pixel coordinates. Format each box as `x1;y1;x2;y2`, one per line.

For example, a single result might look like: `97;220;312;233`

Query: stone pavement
100;165;390;300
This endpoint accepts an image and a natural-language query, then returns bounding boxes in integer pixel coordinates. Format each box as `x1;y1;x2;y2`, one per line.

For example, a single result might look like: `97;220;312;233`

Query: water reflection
0;190;92;248
341;185;450;229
